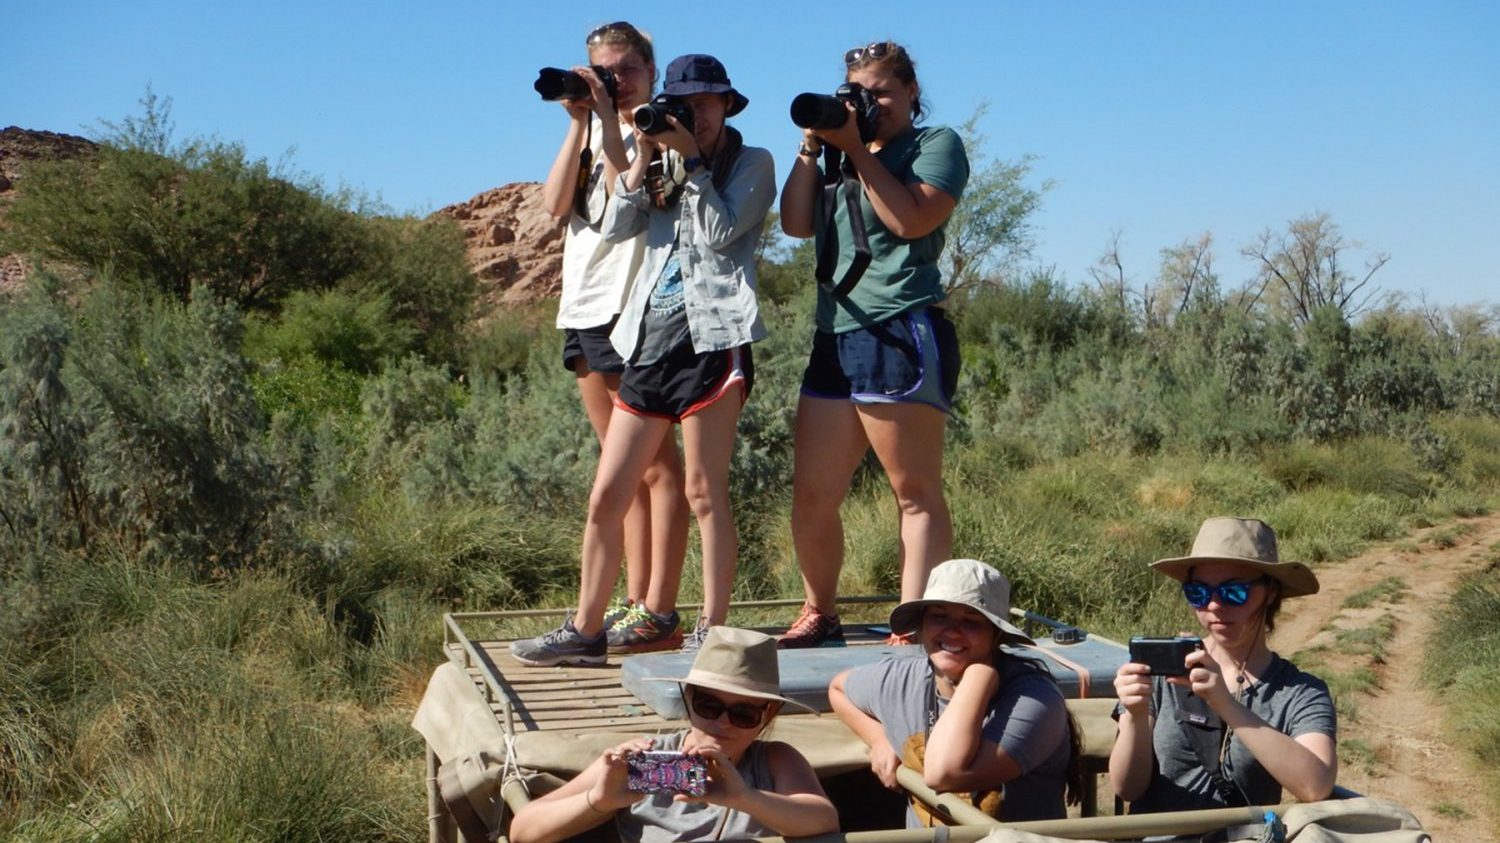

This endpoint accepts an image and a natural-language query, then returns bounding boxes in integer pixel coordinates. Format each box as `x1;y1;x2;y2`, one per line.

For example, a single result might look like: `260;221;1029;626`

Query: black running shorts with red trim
616;343;754;423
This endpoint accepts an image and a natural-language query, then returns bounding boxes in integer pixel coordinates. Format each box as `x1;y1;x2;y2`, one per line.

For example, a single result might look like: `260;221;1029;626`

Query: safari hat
648;626;815;714
1151;516;1320;598
889;559;1035;647
661;54;749;116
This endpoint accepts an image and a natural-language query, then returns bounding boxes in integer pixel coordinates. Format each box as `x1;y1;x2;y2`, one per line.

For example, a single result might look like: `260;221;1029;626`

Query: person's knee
587;479;636;526
682;472;724;520
888;475;947;516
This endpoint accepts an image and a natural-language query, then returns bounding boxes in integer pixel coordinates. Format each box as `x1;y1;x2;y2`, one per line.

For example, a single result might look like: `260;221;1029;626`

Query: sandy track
1270;514;1500;842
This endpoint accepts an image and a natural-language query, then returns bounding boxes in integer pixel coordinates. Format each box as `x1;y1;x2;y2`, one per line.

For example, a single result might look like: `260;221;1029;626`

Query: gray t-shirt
843;651;1071;827
1112;652;1336;813
615;730;775;843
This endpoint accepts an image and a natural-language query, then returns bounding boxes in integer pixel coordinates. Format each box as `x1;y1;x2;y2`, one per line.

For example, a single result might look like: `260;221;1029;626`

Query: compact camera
789;82;880;143
1128;636;1204;677
633;94;695;135
534;66;618;104
625;751;708;796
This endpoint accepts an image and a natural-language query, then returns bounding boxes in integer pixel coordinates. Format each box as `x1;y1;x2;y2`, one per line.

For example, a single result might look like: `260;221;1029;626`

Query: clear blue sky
9;1;1498;307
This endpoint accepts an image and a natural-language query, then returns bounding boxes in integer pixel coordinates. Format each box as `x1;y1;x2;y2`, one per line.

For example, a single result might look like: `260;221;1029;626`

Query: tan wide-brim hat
889;558;1035;648
647;626;816;714
1151;516;1320;598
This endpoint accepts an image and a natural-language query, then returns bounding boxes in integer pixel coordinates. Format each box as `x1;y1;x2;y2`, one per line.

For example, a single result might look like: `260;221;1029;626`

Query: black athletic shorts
616;344;754;423
561;317;625;375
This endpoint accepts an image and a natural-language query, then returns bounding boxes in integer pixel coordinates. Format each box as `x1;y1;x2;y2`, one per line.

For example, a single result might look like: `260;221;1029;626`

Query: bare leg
575;410;672;638
858;403;952;602
789;395;871;614
574;365;652;604
641;431;688;616
679;390;744;626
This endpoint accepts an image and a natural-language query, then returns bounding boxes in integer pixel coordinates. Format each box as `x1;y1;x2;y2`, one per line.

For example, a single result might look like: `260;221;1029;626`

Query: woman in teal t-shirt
777;40;970;648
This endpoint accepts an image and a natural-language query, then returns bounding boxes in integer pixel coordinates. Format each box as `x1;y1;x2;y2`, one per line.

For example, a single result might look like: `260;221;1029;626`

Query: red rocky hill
0;126;565;306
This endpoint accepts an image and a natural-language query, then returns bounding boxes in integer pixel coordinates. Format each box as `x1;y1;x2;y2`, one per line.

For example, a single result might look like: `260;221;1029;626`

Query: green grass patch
1338;738;1381;776
1430;802;1472;820
1342;578;1408;610
1333;614;1399;663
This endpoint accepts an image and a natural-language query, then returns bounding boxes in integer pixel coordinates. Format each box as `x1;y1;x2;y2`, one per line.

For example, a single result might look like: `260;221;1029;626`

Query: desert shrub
462;299;557;382
0;282;303;572
245;288;413;375
343;214;475;366
2;140;368;310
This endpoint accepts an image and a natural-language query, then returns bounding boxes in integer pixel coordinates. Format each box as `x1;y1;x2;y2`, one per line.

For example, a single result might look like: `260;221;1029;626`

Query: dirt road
1270;513;1500;841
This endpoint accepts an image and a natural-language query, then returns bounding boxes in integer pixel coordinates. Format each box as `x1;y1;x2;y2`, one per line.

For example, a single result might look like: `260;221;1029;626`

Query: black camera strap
814;149;871;297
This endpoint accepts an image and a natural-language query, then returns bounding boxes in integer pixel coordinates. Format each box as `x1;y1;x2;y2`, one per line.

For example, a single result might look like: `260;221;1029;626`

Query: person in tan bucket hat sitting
1110;517;1338;813
510;626;837;843
829;558;1078;827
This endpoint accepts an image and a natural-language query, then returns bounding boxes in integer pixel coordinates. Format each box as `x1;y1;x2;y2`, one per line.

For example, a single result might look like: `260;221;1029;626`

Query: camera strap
814;150;871;297
572;117;607;229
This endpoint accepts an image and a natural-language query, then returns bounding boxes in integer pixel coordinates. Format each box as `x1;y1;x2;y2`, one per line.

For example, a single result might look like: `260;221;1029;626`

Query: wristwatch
683;156;705;173
797;140;822;158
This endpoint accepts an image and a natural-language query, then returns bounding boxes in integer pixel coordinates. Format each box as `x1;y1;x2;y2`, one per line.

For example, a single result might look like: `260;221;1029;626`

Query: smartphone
1128;636;1203;677
625;751;708;797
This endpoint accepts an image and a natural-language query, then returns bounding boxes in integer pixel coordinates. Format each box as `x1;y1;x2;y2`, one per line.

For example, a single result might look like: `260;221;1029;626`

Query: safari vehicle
412;596;1429;843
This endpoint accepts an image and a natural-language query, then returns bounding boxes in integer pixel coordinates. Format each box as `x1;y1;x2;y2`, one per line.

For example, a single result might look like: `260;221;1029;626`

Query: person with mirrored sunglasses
777;40;970;650
510;627;837;843
1109;517;1338;813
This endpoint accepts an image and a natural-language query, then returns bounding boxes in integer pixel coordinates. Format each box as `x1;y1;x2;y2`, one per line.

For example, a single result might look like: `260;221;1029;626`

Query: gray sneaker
510;620;606;667
602;598;634;630
680;617;712;652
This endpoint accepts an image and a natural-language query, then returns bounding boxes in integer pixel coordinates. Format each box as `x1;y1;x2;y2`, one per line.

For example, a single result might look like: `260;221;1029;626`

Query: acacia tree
1241;212;1389;326
942;103;1051;293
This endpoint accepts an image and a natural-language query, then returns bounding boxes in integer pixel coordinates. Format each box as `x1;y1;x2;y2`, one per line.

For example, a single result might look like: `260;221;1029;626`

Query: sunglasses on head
587;21;642;46
844;41;904;66
686;688;768;729
1181;576;1269;609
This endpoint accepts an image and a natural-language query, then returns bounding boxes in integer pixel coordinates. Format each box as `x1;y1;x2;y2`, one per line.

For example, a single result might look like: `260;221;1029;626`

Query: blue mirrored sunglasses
1181;576;1268;609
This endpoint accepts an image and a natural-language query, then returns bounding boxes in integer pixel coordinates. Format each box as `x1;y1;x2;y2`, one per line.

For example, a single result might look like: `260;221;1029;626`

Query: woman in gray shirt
1110;517;1338;812
830;559;1076;827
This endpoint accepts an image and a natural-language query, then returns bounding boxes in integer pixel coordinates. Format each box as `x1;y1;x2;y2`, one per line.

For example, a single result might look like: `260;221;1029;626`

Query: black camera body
1128;636;1204;677
534;66;618;104
788;82;880;143
634;94;695;135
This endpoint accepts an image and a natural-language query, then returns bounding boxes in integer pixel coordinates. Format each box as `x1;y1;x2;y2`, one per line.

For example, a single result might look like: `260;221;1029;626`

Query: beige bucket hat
648;626;817;714
889;558;1035;647
1151;516;1320;598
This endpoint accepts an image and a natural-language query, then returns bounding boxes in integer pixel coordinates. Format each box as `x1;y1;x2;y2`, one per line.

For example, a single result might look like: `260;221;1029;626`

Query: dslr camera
789;82;880;143
634;94;695;135
1128;636;1204;677
534;66;618;104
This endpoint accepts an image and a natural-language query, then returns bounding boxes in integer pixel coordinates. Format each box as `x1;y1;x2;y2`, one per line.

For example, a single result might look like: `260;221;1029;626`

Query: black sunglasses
844;41;904;66
1182;576;1269;609
686;688;768;729
587;21;642;46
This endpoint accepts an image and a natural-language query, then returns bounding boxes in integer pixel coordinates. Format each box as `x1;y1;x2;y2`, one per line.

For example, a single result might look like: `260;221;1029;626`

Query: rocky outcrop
0;127;99;293
434;182;566;310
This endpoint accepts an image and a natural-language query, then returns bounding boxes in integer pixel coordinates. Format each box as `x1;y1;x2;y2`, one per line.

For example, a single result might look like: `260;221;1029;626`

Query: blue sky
9;1;1498;307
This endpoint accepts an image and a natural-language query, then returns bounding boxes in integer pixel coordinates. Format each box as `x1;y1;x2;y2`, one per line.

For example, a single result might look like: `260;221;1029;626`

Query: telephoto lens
789;93;850;130
534;67;590;101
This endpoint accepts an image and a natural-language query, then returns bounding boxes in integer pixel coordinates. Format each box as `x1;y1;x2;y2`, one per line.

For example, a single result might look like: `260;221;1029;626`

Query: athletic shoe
776;602;846;649
680;617;712;652
510;619;606;667
602;598;635;631
883;630;916;646
607;605;683;653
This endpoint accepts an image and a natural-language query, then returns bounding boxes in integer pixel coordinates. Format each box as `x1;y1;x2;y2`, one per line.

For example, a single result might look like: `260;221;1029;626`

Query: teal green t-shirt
814;125;969;333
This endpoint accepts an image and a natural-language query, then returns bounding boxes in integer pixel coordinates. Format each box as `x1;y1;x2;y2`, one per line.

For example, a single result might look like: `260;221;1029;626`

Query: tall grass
1423;565;1500;818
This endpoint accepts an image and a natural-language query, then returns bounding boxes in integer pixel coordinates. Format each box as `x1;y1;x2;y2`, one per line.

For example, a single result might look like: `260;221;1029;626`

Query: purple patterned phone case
625;751;709;796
